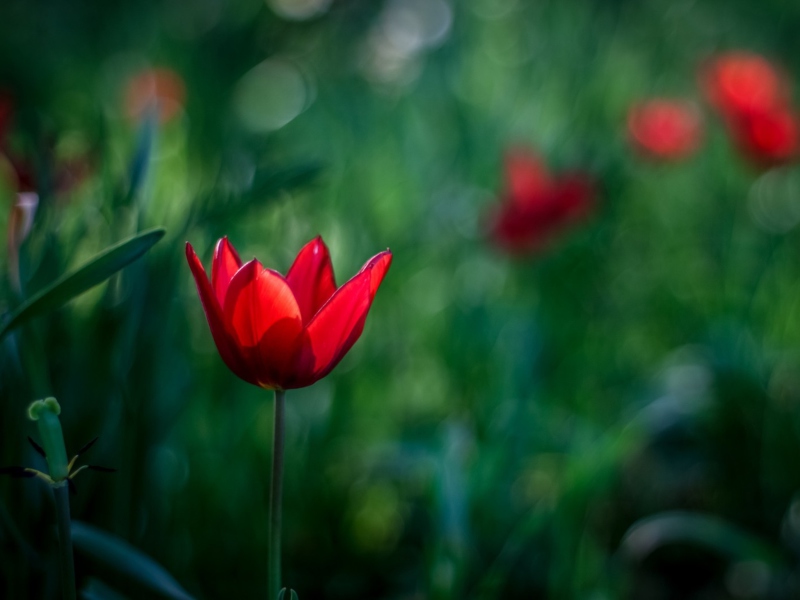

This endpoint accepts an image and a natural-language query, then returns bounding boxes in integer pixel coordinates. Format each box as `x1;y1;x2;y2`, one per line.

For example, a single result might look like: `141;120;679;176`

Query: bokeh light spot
233;59;311;132
266;0;332;21
748;166;800;233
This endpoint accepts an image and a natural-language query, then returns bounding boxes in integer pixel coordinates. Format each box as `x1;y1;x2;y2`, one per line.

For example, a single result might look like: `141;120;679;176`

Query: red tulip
488;148;594;255
700;52;788;118
186;236;392;390
727;105;799;167
627;99;703;161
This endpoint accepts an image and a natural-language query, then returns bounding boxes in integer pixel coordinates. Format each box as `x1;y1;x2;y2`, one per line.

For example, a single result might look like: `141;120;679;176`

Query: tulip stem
268;389;286;600
53;483;76;600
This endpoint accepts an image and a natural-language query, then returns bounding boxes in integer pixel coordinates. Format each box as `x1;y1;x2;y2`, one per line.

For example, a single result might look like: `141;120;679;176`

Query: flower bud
28;398;69;482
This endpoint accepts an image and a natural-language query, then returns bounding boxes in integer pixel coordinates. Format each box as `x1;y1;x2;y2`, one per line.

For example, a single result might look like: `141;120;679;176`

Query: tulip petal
224;260;303;389
293;250;391;386
362;251;392;299
185;243;258;386
285;236;337;323
211;237;242;306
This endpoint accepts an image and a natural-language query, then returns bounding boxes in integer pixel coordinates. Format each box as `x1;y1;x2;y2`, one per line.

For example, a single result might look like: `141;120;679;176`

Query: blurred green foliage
4;0;800;598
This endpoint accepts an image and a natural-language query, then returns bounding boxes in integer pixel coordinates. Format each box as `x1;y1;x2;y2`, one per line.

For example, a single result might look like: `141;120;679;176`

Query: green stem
268;389;286;600
53;483;76;600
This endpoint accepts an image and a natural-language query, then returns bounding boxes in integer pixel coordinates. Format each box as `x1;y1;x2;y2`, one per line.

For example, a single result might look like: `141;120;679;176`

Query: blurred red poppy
627;99;703;161
186;236;392;390
124;68;186;123
700;51;799;168
488;148;594;255
727;105;799;167
700;52;788;117
504;147;551;201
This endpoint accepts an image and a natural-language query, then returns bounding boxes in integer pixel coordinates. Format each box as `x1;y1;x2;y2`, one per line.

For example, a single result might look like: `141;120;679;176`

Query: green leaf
277;588;299;600
0;228;165;341
619;510;783;565
72;521;194;600
80;577;127;600
250;162;323;198
199;162;323;224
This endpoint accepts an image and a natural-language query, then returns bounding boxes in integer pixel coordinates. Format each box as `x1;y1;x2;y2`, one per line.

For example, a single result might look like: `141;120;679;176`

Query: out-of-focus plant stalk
7;192;39;296
269;389;286;600
53;483;76;600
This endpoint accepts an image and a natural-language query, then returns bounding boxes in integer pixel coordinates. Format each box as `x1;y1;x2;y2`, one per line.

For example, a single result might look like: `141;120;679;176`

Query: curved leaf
72;521;194;600
80;577;127;600
619;510;783;565
0;228;165;340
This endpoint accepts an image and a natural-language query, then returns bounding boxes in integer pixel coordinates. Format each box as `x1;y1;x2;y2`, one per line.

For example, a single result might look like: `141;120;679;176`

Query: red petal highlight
359;250;393;299
293;250;392;386
627;99;703;161
185;243;258;386
505;148;551;208
729;106;799;167
285;236;337;323
489;174;594;255
211;237;243;306
701;53;787;117
224;260;304;388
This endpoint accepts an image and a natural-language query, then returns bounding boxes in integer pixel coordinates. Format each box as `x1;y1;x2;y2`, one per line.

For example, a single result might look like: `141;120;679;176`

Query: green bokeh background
3;0;800;598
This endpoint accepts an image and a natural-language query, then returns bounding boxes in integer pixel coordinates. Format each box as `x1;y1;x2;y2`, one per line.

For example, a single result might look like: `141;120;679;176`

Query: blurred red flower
504;148;551;201
727;105;799;167
488;148;594;255
700;52;799;167
186;236;392;390
0;93;12;141
3;155;90;195
124;68;186;123
627;99;703;161
700;52;788;117
0;96;91;195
